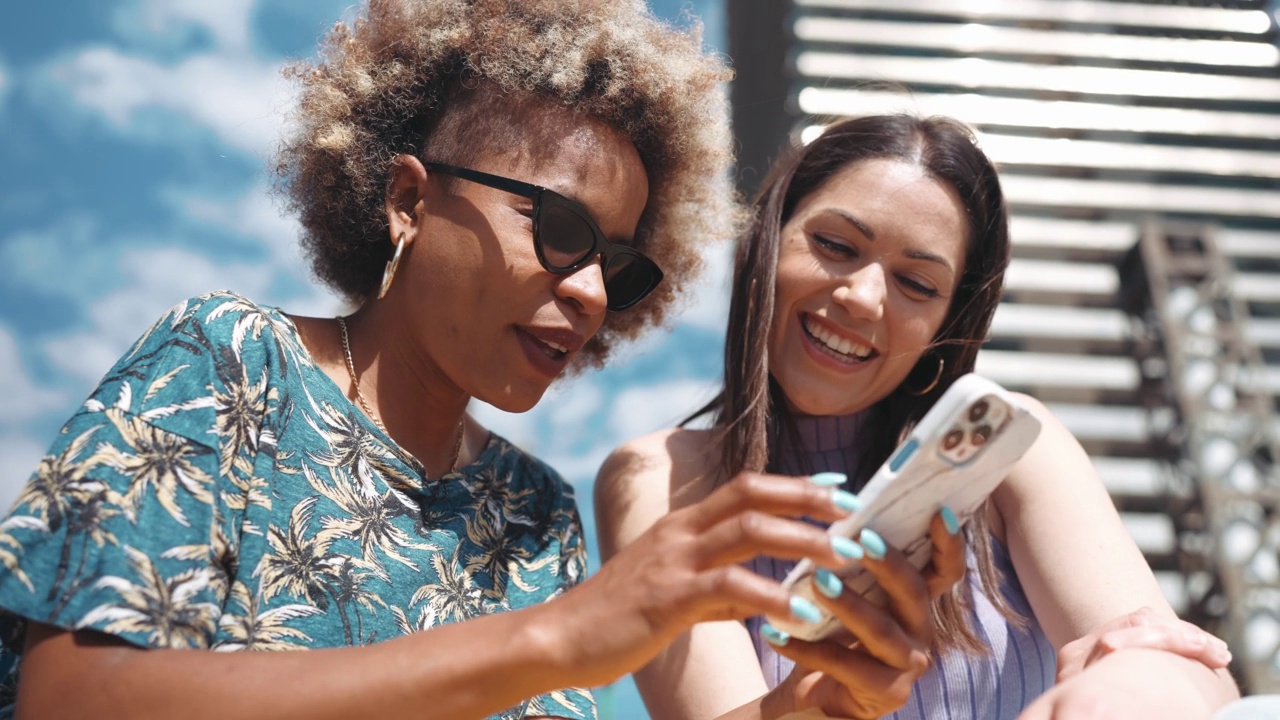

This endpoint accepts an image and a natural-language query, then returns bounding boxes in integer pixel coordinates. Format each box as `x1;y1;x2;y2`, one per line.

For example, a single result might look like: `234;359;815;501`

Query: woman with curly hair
0;2;873;718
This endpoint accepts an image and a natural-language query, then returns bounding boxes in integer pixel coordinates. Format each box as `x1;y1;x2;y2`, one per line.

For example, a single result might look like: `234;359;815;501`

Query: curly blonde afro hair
275;0;741;366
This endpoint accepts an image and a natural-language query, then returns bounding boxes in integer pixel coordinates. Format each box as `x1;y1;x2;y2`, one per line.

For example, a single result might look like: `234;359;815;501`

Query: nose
554;256;609;317
832;263;887;322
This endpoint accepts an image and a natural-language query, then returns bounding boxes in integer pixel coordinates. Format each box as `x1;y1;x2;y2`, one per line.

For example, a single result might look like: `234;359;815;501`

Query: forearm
18;600;580;720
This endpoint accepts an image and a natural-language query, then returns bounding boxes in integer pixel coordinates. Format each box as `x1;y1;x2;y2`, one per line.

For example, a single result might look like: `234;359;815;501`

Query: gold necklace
336;316;465;476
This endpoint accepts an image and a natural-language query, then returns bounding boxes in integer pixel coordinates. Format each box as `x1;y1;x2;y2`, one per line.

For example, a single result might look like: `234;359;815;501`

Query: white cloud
609;378;720;445
0;324;71;425
48;46;292;159
673;240;733;332
164;185;340;317
0;321;73;514
41;245;277;387
0;432;45;515
32;0;295;160
118;0;258;53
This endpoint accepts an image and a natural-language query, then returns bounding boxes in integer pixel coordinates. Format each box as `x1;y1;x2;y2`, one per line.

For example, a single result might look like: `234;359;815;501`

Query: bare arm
17;602;576;720
594;430;773;720
993;396;1239;719
19;436;860;719
595;430;966;720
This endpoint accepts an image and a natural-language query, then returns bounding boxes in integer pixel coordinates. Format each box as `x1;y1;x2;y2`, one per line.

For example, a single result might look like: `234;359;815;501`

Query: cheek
891;307;947;358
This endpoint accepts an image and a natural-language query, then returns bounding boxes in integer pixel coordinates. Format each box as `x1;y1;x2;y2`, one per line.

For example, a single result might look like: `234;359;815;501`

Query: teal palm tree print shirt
0;291;595;719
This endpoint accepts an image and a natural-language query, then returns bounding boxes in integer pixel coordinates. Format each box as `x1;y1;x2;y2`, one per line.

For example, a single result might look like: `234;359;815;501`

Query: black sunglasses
425;162;663;311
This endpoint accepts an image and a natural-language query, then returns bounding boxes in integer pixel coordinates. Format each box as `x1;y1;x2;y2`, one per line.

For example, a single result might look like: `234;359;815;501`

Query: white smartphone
765;373;1043;642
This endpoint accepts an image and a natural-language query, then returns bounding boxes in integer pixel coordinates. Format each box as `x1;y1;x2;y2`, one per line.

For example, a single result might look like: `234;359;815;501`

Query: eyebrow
821;208;955;273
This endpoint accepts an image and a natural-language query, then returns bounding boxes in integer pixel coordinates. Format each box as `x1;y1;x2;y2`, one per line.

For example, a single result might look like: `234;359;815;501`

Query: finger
1083;625;1232;670
1057;607;1158;681
682;472;856;531
852;529;933;640
688;563;797;623
767;633;915;698
921;507;966;598
692;511;859;570
808;569;926;671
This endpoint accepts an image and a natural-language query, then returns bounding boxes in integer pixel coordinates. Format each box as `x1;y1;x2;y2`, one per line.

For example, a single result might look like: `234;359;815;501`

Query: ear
385;154;431;246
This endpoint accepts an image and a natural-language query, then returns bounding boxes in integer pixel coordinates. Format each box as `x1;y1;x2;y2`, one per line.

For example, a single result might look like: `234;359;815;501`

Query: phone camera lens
971;424;992;446
943;429;964;450
968;400;989;422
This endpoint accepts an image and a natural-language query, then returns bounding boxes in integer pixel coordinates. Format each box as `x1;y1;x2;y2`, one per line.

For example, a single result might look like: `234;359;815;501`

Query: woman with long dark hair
597;114;1240;719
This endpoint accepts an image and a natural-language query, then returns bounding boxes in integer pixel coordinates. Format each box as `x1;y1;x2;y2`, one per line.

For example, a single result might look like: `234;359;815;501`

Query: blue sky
0;1;726;717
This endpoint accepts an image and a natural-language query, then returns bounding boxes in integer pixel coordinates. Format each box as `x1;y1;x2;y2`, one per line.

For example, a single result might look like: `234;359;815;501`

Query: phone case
765;373;1043;642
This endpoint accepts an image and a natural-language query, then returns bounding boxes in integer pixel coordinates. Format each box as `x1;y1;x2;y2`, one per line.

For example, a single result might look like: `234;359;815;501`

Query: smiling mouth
802;315;877;364
536;337;569;358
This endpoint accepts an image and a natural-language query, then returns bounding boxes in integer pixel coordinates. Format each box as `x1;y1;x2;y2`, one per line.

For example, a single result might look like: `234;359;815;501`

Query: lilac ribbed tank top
744;413;1056;719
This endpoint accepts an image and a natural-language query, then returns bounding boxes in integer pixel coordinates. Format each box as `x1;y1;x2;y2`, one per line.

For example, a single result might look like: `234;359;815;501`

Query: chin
476;385;549;415
777;377;879;417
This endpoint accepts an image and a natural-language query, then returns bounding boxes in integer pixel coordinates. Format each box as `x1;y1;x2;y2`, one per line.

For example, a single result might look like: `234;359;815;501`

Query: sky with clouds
0;1;726;717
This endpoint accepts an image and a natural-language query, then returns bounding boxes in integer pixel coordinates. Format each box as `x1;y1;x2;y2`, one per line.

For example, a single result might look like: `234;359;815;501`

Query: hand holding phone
766;374;1043;642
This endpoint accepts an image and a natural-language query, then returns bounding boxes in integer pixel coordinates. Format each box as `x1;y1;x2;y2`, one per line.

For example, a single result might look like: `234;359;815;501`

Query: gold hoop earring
907;354;944;396
378;232;407;299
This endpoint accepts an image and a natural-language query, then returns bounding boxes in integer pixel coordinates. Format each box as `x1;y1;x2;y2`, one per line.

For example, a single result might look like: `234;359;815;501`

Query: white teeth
804;318;872;360
544;340;568;354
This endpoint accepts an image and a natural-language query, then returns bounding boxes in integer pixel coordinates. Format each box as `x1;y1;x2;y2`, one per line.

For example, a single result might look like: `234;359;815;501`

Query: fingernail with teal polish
832;489;862;513
860;528;887;559
761;623;790;647
941;506;960;535
809;472;847;487
815;569;843;599
832;535;864;560
790;595;823;624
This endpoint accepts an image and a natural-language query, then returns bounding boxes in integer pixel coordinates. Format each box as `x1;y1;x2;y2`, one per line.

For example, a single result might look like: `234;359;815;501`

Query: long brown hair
691;114;1015;652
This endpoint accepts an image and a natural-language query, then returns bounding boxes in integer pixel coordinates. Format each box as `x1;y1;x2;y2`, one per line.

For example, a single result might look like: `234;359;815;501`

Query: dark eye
897;275;940;299
813;234;855;257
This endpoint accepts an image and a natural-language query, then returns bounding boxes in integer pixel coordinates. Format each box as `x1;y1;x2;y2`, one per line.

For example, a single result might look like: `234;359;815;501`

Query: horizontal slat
795;0;1274;35
1218;229;1280;260
795;52;1280;102
1095;456;1167;496
1122;512;1176;556
797;88;1280;141
1004;219;1280;266
1249;319;1280;348
982;134;1280;180
794;16;1280;68
991;304;1130;342
803;123;1280;178
976;349;1140;390
1001;175;1280;220
1045;402;1165;443
1156;571;1189;615
1236;274;1280;303
1004;258;1118;297
1008;216;1136;257
981;347;1280;396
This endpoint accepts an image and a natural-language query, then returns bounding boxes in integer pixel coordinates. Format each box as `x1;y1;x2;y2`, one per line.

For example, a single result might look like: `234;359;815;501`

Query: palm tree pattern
0;292;593;720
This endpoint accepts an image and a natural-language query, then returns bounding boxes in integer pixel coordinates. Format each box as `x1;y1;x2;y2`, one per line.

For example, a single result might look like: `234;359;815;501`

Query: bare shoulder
998;391;1100;500
1011;392;1085;451
593;427;719;554
596;427;719;507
